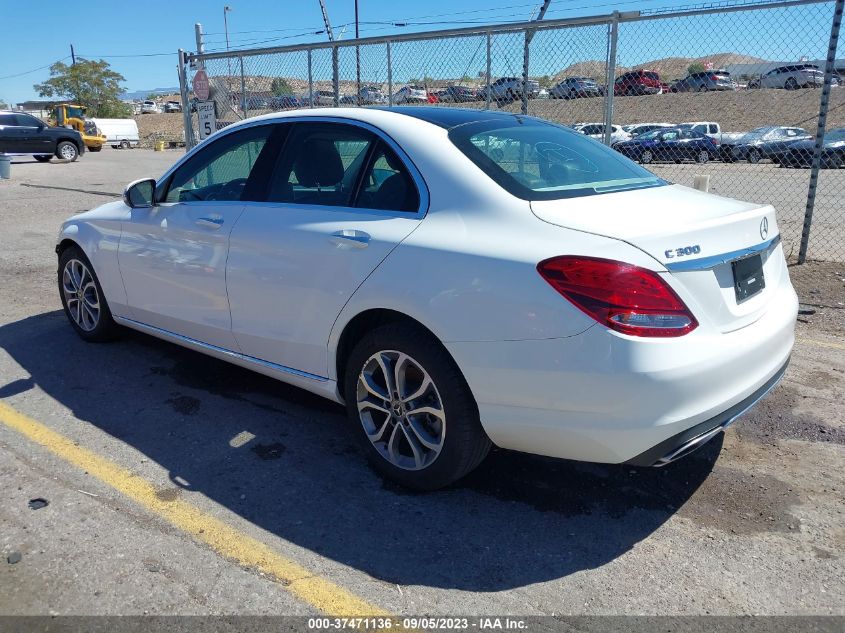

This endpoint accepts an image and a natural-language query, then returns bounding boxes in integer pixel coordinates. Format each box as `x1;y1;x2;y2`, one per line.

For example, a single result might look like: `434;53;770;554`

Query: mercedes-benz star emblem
760;217;769;240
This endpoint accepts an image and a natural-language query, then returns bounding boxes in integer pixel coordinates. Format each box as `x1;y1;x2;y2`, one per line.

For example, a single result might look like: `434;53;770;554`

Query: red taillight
537;256;698;337
709;75;720;81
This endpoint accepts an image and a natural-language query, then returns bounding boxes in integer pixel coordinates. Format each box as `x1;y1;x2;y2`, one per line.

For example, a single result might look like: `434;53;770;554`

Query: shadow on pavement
0;311;719;591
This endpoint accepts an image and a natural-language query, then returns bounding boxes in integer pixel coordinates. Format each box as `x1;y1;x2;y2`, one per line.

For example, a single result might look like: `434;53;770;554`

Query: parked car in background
91;118;140;149
437;85;478;103
56;106;796;490
271;95;301;109
575;122;630;145
722;126;811;163
615;127;719;163
782;128;845;168
0;110;85;161
614;70;663;96
672;70;737;92
359;86;387;105
164;101;182;113
549;77;602;99
393;85;429;104
482;77;541;101
622;122;674;138
140;100;160;114
756;64;831;90
302;91;338;107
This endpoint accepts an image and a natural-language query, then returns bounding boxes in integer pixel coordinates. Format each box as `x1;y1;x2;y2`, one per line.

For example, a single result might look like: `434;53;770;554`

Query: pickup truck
678;121;744;145
0;110;86;161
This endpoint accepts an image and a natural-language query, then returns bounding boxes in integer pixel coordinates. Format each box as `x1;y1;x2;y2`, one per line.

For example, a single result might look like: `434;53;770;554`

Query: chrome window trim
664;234;781;272
114;316;329;382
156;114;430;216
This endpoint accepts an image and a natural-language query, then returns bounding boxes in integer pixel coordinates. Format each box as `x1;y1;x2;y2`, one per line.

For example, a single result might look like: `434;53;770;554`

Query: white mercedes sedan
56;107;797;490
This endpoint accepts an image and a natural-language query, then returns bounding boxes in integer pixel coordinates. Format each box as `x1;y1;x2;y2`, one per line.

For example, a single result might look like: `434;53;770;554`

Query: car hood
65;199;128;224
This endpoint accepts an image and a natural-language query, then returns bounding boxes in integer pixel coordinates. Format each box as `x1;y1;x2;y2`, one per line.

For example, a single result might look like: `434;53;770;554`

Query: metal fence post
239;56;247;118
602;12;619;146
521;30;530;115
307;49;314;109
485;31;492;110
332;46;340;107
387;41;393;106
799;0;843;263
177;49;195;150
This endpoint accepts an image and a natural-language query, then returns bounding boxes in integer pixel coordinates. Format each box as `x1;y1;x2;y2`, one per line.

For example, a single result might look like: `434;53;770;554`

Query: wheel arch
332;308;459;401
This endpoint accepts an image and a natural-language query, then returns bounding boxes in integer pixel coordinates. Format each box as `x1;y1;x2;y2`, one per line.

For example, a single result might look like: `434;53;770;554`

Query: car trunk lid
531;184;784;332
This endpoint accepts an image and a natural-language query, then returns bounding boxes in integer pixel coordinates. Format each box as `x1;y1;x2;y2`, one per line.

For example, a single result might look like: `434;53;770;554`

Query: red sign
193;70;210;101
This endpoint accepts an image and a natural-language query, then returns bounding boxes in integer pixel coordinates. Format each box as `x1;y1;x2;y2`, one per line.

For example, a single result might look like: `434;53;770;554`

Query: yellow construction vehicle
48;104;107;152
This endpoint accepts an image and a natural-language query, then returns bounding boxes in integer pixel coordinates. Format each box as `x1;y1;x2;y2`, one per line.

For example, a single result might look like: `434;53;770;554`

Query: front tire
696;149;711;163
58;246;120;342
56;141;79;162
344;323;491;491
640;149;653;164
747;148;762;164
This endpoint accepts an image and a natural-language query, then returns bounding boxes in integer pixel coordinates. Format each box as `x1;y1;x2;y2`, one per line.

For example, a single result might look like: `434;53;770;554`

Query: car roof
368;106;525;129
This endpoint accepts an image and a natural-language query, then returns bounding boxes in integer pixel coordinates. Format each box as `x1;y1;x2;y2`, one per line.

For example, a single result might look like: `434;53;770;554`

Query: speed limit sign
197;101;216;141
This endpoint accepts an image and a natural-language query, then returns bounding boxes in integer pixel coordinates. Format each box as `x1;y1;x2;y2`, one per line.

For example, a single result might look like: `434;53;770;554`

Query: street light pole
224;5;233;102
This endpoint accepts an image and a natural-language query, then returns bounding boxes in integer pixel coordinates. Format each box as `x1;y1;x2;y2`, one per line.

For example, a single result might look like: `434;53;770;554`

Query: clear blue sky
0;0;834;104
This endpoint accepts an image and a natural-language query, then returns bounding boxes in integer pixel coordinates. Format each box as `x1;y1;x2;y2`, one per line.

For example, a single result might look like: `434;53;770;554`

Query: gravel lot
0;150;842;616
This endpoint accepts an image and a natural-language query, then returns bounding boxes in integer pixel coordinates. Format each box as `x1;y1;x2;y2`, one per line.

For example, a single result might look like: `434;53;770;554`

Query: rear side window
356;143;419;213
450;119;664;201
0;114;16;126
268;122;374;206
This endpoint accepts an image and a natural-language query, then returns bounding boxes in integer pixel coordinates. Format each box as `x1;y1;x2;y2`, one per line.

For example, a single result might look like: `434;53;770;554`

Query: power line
0;56;71;81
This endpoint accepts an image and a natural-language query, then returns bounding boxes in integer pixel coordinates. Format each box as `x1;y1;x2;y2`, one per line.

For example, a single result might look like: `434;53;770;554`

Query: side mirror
124;178;156;208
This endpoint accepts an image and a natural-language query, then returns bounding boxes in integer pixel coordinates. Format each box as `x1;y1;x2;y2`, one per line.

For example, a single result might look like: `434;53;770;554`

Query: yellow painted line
0;400;388;617
796;337;845;351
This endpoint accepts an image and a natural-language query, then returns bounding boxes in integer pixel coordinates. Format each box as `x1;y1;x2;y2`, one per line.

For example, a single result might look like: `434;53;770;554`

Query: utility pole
318;0;335;41
195;23;205;67
521;0;552;114
70;44;76;65
355;0;361;105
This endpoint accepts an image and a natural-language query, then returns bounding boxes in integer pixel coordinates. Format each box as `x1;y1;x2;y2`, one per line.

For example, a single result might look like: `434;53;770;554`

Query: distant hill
121;87;180;100
554;53;769;82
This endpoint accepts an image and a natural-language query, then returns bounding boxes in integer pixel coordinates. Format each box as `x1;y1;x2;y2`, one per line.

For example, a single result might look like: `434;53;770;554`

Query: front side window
165;124;274;202
450;118;664;201
0;114;17;126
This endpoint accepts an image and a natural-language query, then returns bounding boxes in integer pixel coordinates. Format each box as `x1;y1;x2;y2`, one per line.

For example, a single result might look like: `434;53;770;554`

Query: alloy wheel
60;144;77;160
641;150;653;163
356;350;446;471
697;150;710;163
62;259;100;331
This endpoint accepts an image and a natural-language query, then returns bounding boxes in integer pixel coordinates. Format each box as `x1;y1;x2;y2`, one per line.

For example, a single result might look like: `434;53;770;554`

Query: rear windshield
449;118;665;201
644;72;660;80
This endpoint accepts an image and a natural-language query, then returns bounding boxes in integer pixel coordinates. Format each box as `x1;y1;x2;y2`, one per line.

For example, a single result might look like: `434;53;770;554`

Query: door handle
196;216;224;229
329;230;370;249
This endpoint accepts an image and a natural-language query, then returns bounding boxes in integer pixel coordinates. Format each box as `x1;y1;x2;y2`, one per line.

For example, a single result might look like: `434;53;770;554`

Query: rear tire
747;148;762;164
640;149;653;164
785;77;799;90
34;155;52;162
120;140;131;149
58;246;121;342
344;322;491;491
696;150;710;163
56;141;79;162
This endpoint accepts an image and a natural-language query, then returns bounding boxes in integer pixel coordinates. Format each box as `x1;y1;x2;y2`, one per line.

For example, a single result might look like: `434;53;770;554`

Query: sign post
197;101;216;141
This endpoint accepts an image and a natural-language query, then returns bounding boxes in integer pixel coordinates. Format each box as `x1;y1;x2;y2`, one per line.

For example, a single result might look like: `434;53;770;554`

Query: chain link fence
180;0;844;263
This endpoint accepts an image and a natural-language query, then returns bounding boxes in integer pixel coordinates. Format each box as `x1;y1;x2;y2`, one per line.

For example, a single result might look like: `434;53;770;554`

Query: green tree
687;62;706;76
0;98;8;109
270;77;294;96
34;59;131;117
539;74;552;88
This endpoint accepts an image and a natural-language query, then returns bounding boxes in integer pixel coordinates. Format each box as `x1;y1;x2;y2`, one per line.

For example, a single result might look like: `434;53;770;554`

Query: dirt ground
0;150;842;617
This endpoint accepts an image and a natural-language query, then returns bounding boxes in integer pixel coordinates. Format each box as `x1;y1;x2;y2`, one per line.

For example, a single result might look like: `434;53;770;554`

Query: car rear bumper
447;279;797;464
